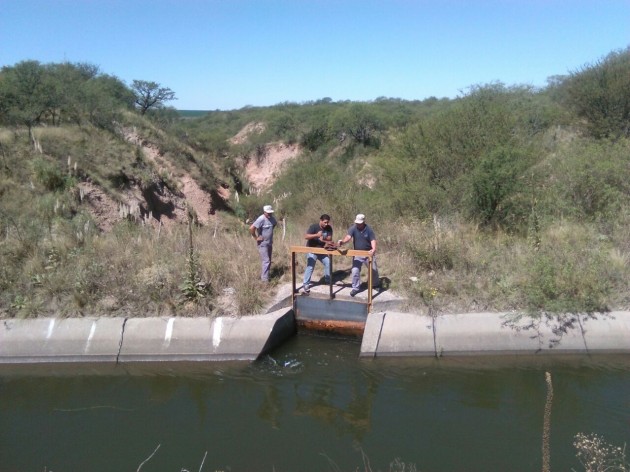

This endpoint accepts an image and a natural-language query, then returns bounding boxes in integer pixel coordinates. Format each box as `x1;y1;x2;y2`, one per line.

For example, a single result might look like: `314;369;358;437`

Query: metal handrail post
291;250;297;308
328;253;334;298
367;256;373;312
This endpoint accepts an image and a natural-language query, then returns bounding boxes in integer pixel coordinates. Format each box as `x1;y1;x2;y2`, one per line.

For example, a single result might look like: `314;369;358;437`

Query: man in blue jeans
337;213;380;297
302;214;333;294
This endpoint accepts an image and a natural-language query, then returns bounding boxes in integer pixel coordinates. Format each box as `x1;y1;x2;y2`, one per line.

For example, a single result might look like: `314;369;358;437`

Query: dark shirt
347;224;375;251
306;223;333;248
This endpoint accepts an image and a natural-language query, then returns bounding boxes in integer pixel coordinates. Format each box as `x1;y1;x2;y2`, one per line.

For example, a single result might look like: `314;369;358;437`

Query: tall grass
2;193;628;318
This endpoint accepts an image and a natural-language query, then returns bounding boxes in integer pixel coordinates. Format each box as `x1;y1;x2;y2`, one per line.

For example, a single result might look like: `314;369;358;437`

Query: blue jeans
351;256;379;290
303;253;331;285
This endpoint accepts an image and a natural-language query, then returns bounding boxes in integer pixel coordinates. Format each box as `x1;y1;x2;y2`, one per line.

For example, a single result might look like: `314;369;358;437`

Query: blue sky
1;0;629;110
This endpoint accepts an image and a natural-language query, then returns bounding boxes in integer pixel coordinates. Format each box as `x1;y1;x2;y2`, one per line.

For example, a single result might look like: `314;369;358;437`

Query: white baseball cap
263;205;274;213
354;213;365;224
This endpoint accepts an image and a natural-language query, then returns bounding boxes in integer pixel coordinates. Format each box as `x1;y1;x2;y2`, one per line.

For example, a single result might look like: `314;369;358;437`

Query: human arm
337;234;351;246
305;223;329;242
367;226;377;255
305;230;323;241
249;223;262;243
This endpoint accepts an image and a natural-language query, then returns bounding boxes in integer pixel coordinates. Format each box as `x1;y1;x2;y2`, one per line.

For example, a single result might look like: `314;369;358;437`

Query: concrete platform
360;311;630;357
288;279;406;311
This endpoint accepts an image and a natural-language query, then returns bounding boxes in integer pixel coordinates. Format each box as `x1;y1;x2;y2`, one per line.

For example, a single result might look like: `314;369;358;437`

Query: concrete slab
1;309;296;364
117;309;295;362
206;308;295;360
360;312;385;357
581;311;630;352
435;312;544;355
361;311;630;357
529;311;630;353
361;311;435;357
0;317;124;363
118;317;215;362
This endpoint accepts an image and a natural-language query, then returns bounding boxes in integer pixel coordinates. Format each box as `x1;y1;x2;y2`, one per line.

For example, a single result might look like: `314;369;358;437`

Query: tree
48;62;100;125
80;74;135;129
0;61;135;135
131;80;176;115
0;61;56;145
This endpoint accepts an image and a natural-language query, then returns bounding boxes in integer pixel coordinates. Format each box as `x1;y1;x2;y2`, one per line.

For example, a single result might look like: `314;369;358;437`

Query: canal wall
0;308;295;364
361;310;630;357
1;309;629;364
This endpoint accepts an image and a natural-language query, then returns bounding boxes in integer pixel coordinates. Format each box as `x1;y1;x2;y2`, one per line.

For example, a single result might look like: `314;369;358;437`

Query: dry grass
2;205;628;319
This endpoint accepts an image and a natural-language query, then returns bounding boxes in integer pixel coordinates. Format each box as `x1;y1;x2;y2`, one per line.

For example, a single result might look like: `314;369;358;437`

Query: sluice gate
290;246;375;337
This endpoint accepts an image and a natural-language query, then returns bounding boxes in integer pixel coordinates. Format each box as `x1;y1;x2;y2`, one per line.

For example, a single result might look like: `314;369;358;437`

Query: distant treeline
0;60;177;140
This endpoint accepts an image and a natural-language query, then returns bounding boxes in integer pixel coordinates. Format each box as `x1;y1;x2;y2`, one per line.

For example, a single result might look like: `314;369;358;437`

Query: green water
1;335;629;471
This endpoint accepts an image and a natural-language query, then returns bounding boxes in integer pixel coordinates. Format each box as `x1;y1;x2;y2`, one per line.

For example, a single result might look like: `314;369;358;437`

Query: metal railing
289;245;374;312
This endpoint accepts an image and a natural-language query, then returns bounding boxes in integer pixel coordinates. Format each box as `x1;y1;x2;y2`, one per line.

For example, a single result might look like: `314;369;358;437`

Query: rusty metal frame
290;245;373;312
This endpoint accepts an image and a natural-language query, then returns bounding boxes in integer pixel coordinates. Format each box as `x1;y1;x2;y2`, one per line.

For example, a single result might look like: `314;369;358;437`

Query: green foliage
180;217;210;303
81;75;134;130
0;61;55;140
300;126;329;151
0;60;137;137
469;146;532;226
268;151;368;226
329;103;383;147
561;47;630;138
146;106;181;129
538;138;630;222
404;236;455;271
33;157;74;192
371;83;555;223
523;225;613;314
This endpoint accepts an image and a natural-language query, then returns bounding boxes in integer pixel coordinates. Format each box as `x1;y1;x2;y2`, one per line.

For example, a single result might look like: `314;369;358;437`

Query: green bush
469;146;532;226
522;225;613;314
562;47;630;138
33;158;73;192
538;139;630;222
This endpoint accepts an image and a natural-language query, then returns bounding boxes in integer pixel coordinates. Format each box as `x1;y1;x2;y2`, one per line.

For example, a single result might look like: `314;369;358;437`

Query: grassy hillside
1;48;629;318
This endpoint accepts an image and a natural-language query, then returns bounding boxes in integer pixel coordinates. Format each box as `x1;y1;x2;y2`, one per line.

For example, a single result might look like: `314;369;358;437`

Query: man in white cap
337;213;380;296
249;204;277;282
